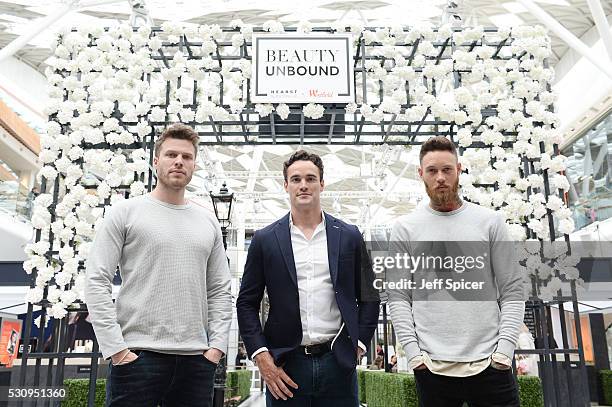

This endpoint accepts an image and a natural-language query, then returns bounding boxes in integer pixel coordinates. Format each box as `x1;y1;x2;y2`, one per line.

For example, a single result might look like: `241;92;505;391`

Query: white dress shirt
290;212;342;345
251;212;365;360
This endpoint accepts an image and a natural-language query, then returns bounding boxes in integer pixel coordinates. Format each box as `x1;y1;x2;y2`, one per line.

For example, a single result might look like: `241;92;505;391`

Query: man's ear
456;162;462;173
284;180;288;193
417;166;423;179
320;179;325;192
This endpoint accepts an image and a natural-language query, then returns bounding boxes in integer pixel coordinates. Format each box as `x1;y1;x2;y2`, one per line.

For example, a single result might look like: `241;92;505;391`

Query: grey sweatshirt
85;194;232;359
387;200;525;362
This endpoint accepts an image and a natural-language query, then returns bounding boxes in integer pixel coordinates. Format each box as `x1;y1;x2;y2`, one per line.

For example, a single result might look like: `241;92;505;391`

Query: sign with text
251;34;355;103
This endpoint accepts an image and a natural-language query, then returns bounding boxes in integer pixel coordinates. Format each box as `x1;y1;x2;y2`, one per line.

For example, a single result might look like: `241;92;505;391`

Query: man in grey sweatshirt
388;136;525;406
85;124;232;407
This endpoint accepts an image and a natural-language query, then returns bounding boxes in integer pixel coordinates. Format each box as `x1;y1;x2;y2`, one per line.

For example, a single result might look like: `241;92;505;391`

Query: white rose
558;218;575;235
275;103;290;120
303;103;325;120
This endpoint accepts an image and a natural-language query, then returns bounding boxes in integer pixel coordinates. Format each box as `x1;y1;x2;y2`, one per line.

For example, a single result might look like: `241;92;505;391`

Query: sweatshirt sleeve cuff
403;341;421;362
100;342;129;360
208;340;228;355
496;338;516;360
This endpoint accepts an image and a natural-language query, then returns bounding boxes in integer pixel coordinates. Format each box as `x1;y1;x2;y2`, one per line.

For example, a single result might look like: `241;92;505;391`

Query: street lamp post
209;182;234;407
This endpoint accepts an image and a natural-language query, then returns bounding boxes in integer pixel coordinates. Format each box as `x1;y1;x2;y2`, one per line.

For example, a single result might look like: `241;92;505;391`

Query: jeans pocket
112;351;142;367
202;355;219;368
489;363;511;372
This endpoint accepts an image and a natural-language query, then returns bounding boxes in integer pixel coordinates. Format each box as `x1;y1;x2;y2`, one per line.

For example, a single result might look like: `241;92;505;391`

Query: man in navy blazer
236;150;380;407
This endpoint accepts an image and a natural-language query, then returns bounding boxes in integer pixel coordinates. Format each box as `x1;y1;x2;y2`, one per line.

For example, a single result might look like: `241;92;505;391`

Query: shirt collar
289;210;326;228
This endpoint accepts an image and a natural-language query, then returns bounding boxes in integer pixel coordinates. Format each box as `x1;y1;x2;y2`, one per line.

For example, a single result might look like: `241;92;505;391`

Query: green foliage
62;379;106;407
601;370;612;406
226;370;252;405
364;371;419;407
358;371;544;407
517;375;544;407
357;369;366;404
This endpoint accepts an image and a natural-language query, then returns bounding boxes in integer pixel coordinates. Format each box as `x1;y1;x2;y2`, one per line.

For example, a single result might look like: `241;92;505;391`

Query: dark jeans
106;350;216;407
414;365;520;407
265;351;358;407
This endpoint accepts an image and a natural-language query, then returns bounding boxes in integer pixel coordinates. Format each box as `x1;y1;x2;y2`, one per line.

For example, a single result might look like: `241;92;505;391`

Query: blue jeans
265;351;358;407
106;350;216;407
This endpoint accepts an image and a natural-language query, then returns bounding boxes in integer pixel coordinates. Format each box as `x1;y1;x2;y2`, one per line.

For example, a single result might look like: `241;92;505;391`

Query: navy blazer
236;212;380;370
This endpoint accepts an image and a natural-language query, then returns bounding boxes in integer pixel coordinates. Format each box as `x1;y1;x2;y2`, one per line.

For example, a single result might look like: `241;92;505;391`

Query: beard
157;170;192;190
425;178;460;207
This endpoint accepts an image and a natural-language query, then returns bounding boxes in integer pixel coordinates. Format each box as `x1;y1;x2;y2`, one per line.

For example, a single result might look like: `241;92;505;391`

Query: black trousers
414;365;520;407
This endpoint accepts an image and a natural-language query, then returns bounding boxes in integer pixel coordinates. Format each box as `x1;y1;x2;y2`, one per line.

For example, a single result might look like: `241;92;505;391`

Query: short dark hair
283;150;324;181
154;124;199;158
419;136;458;163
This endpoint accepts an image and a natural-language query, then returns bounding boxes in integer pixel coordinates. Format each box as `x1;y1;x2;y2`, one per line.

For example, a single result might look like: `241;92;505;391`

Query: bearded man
387;136;525;407
85;124;232;407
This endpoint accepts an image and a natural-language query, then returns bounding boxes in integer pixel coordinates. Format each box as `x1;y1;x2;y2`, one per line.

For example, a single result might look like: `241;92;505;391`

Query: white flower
457;128;473;147
49;302;68;319
453;110;469;125
379;99;401;115
135;121;152;138
255;104;274;117
97;182;111;200
558;218;575;235
550;155;567;172
25;287;45;304
297;21;312;33
345;103;358;115
275;103;290;120
59;246;75;261
507;224;526;241
527;218;548;239
55;271;73;287
61;290;78;305
149;107;166;122
38;166;58;182
546;196;564;212
75;221;93;238
68;146;84;161
179;109;195;122
263;20;284;33
481;129;503;147
454;87;473;105
103;117;121;133
527;174;544;189
130;181;147;196
303;103;325;120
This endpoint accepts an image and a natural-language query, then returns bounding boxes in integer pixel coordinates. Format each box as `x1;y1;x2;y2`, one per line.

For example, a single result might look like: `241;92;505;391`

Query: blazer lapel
274;213;298;287
325;213;341;286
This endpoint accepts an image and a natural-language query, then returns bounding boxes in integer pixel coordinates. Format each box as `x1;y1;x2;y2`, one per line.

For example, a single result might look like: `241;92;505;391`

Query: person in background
368;356;384;370
235;345;248;369
516;324;538;376
388;354;398;373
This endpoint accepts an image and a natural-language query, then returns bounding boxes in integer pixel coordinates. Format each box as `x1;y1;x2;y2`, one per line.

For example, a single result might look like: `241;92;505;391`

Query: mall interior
0;0;611;406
